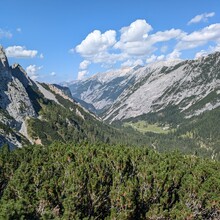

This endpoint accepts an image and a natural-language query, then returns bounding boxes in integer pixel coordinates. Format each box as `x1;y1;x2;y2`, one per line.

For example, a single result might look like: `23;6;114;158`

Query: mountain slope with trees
0;142;219;219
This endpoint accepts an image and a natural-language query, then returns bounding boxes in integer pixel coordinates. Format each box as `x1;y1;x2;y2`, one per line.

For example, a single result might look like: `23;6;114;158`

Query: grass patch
123;121;172;134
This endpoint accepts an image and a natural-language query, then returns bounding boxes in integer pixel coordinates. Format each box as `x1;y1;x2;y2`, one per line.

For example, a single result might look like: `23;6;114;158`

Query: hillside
0;142;219;219
64;52;220;160
66;53;220;124
0;46;131;149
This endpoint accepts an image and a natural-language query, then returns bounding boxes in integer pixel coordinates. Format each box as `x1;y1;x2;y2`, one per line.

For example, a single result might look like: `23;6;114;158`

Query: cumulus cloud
77;70;88;80
26;65;42;80
115;24;184;56
0;29;12;39
188;12;215;25
114;19;153;56
79;60;91;70
73;18;220;77
119;19;152;42
75;30;116;57
74;19;185;71
176;23;220;51
5;46;38;58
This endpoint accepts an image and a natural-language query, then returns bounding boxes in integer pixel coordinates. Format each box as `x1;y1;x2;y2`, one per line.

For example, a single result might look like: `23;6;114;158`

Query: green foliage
0;143;219;219
175;107;220;160
124;121;171;134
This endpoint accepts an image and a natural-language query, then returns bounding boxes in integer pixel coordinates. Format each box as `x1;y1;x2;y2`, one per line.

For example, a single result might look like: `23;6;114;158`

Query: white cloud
73;19;220;77
26;65;42;80
16;28;22;33
75;30;116;57
121;59;144;67
188;12;215;25
133;59;144;66
5;46;38;58
195;43;220;59
79;60;91;70
146;50;181;64
146;55;157;64
85;51;127;65
115;23;184;56
146;54;165;64
166;49;181;60
176;23;220;51
115;40;156;56
157;55;166;61
114;19;153;56
0;29;12;39
213;43;220;52
194;50;209;59
74;19;185;72
77;70;88;80
50;72;56;76
119;19;152;42
148;29;184;44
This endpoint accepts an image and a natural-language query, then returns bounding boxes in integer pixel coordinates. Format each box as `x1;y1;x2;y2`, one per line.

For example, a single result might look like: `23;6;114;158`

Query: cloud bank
6;46;38;58
73;15;219;80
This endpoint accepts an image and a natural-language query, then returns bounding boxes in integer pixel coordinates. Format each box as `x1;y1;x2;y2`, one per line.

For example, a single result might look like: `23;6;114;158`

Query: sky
0;0;220;83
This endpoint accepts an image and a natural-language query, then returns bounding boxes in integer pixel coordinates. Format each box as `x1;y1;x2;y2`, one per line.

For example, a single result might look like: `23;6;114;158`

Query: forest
0;142;219;219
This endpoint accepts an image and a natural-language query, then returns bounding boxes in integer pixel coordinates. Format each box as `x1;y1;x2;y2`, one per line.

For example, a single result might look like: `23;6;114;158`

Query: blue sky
0;0;220;83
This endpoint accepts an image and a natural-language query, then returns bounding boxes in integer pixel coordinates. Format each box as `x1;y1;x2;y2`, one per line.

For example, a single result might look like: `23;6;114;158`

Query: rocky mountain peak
66;51;220;122
0;45;9;70
11;63;32;88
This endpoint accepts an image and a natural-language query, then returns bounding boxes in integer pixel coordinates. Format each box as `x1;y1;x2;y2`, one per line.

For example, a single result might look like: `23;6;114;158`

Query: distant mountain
62;66;138;115
66;53;220;124
65;53;220;160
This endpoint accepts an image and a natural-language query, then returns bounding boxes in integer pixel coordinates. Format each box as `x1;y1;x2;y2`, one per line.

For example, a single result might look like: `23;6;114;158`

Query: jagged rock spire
11;63;33;88
0;45;9;69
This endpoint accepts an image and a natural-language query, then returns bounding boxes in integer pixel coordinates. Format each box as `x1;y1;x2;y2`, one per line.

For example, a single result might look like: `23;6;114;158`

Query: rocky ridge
66;52;220;124
0;46;84;148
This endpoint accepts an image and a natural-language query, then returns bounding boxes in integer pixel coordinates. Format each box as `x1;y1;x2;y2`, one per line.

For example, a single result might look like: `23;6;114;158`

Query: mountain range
65;53;220;124
63;52;220;159
1;45;220;159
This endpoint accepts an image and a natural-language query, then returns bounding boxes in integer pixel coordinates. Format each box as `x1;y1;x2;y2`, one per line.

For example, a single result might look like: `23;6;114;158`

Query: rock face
0;46;9;71
0;47;37;148
0;48;36;124
66;52;220;123
0;46;77;149
63;66;136;114
11;63;33;88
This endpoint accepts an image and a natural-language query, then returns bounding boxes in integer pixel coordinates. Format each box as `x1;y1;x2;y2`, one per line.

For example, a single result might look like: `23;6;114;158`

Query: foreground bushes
0;142;219;219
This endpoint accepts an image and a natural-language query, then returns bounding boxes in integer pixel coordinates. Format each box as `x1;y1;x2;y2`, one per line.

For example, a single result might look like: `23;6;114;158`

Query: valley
1;1;220;219
0;46;219;219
